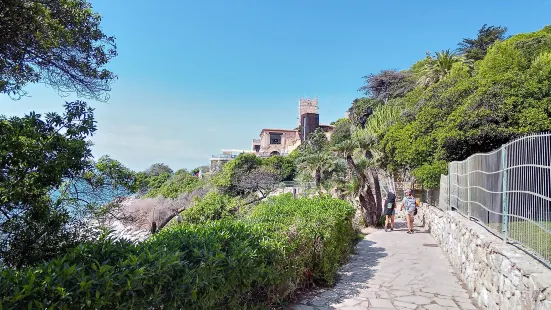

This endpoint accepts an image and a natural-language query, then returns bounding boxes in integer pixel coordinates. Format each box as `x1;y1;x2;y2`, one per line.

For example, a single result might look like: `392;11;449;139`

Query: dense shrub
179;192;240;224
212;153;262;190
144;171;203;198
134;171;171;196
247;194;356;285
378;26;551;187
0;195;355;309
262;155;296;181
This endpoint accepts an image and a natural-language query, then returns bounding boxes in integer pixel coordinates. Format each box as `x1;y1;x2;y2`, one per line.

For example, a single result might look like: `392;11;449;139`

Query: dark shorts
385;208;395;216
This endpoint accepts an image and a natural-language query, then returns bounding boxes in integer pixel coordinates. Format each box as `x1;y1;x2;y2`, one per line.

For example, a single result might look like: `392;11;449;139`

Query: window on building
269;132;282;144
253;145;260;152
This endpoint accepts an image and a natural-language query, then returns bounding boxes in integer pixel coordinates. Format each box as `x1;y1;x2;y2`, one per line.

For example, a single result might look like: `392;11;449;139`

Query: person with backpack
383;191;396;232
401;189;418;234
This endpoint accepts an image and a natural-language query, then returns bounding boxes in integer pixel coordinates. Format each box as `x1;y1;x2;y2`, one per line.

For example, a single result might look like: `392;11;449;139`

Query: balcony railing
211;152;291;160
211;154;238;159
256;152;289;157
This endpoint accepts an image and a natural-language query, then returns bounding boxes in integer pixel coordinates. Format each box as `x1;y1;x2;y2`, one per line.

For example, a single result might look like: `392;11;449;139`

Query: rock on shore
93;196;151;242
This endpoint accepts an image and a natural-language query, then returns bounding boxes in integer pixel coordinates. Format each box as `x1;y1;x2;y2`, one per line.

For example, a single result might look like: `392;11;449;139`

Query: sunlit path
292;220;478;310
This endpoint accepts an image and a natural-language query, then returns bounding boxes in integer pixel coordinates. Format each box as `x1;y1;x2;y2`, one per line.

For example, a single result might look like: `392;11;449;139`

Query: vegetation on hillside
0;195;355;309
290;24;551;226
340;24;551;191
1;3;550;307
0;0;128;267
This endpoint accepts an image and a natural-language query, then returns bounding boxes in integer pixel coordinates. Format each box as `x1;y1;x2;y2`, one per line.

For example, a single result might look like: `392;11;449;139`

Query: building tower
298;97;320;141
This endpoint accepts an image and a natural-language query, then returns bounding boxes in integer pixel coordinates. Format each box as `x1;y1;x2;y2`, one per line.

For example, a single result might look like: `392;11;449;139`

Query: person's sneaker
391;228;394;231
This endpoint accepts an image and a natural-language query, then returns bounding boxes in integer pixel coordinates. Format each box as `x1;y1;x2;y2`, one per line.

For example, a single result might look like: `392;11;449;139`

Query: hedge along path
0;195;357;309
292;220;479;310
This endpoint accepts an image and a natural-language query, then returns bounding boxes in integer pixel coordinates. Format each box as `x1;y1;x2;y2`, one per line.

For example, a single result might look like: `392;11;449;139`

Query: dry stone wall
420;204;551;310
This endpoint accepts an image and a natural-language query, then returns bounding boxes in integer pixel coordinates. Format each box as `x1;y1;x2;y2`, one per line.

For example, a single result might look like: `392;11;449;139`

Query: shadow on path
290;238;387;309
291;220;479;310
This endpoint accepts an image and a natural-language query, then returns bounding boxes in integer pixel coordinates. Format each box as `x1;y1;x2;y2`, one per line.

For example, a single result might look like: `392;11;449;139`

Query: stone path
292;221;478;310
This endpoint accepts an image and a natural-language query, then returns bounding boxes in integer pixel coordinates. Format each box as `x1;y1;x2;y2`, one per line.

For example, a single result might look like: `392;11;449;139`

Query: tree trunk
345;155;379;226
315;168;321;188
361;184;378;226
358;192;369;225
371;169;383;222
364;169;381;225
346;155;366;185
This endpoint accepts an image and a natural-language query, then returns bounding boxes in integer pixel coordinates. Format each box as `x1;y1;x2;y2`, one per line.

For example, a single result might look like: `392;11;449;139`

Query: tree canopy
357;25;551;188
0;102;96;266
144;163;174;177
0;0;119;266
457;24;508;62
0;0;117;100
358;69;415;102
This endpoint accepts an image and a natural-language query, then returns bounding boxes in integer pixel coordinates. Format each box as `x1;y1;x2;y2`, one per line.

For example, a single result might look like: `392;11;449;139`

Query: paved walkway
292;221;478;310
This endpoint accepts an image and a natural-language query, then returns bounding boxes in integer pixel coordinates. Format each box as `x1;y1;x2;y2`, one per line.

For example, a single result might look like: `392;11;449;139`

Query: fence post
447;163;451;211
467;158;471;218
501;146;508;242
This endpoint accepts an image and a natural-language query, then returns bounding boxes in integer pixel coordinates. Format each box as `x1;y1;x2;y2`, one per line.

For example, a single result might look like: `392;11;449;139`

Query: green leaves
0;101;96;267
0;0;117;101
262;155;296;181
457;24;508;62
144;171;202;199
372;26;551;187
179;192;238;224
417;50;467;87
0;195;355;309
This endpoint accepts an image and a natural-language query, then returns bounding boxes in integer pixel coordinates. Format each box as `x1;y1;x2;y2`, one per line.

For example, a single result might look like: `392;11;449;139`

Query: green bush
247;194;356;285
374;26;551;188
144;171;202;198
0;195;355;309
262;155;296;181
134;171;171;195
179;192;240;224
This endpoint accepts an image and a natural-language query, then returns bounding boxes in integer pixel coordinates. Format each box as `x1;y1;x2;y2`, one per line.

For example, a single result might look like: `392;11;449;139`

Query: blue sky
1;0;550;171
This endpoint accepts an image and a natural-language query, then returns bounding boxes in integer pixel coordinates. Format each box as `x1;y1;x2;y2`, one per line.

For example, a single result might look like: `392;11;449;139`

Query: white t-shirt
402;196;416;212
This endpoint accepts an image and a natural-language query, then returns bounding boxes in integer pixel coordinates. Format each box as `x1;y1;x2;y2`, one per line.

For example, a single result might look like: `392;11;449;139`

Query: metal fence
442;133;551;265
274;181;317;198
437;174;449;211
380;181;425;200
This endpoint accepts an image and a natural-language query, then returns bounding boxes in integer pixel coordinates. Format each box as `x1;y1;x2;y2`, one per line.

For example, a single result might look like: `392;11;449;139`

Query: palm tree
365;103;402;137
296;152;335;189
354;130;384;222
333;137;382;226
417;49;469;87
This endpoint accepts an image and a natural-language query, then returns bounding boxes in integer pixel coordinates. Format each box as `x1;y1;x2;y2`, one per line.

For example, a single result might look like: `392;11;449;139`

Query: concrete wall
420;204;551;310
258;130;300;154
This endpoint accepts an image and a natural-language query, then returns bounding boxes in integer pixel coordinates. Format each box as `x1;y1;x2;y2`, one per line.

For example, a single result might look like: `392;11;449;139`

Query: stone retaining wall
420;203;551;310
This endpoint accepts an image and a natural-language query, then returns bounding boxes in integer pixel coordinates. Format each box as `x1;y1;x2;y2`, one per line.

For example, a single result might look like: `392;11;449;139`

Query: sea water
49;179;132;215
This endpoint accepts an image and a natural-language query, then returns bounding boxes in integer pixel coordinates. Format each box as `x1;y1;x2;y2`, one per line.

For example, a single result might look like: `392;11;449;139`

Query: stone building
252;129;301;156
251;97;333;157
210;97;333;171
